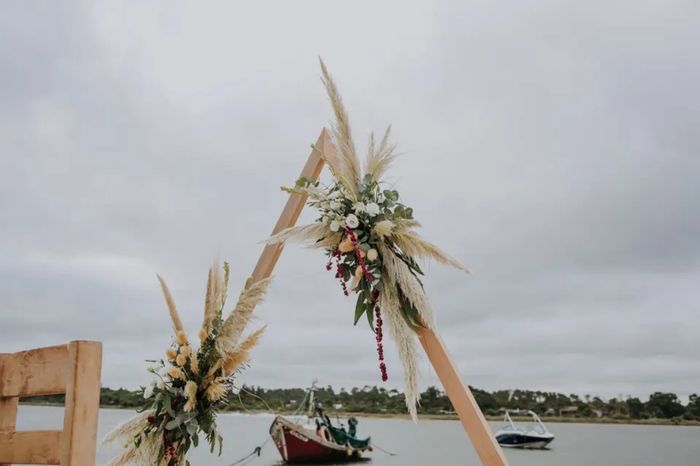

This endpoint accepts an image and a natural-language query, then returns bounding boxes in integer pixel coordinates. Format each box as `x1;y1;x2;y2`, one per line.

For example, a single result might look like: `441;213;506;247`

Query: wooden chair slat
0;345;70;397
0;430;62;464
61;341;102;465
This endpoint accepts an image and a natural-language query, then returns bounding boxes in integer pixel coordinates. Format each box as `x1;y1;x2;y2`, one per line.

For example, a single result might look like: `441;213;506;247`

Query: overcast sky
1;1;698;402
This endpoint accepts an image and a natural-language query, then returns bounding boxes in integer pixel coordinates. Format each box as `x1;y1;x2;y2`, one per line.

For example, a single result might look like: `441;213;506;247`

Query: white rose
330;220;341;232
366;248;378;261
353;202;366;214
345;214;359;229
143;381;155;399
365;202;380;217
329;200;341;210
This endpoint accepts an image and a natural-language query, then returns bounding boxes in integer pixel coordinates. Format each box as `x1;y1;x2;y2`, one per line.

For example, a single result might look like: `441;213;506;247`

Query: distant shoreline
19;402;700;427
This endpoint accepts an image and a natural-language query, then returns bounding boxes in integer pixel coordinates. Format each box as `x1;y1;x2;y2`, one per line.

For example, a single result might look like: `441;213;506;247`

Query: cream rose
345;214;359;229
365;202;380;217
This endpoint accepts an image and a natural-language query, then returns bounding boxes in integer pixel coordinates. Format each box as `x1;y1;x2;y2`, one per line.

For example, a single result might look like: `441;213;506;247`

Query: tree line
22;385;700;422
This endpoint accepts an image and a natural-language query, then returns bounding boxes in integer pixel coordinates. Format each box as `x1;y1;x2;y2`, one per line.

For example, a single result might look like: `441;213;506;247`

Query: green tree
646;392;685;419
686;394;700;420
626;397;644;419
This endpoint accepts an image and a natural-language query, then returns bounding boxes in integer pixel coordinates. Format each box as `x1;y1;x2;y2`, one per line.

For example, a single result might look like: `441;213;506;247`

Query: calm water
14;406;700;465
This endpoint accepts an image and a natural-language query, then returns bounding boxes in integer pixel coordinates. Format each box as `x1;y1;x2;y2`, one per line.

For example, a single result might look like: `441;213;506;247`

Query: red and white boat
269;385;372;463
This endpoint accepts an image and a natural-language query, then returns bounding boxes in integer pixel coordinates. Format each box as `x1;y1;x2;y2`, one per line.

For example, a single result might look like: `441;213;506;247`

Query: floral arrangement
104;263;270;465
267;60;468;419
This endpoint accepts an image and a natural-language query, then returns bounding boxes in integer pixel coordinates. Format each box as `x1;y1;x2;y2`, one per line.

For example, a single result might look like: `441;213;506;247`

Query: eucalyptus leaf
353;294;366;325
165;419;180;430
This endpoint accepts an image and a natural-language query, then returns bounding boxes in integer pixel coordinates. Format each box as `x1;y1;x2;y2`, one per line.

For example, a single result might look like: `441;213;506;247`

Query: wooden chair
0;341;102;465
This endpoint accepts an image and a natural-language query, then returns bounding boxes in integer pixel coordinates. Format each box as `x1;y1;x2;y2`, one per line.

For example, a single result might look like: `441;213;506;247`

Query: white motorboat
494;410;555;449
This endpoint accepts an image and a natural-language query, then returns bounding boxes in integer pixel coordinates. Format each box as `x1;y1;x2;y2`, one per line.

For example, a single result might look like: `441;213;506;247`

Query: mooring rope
371;442;398;456
226;385;308;466
227;445;263;466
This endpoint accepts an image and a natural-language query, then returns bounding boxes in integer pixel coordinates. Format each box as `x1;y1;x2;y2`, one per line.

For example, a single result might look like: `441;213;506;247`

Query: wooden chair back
0;341;102;465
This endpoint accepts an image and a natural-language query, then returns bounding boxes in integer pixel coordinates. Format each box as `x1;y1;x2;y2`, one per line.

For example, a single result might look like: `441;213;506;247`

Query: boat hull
496;432;554;449
270;416;369;464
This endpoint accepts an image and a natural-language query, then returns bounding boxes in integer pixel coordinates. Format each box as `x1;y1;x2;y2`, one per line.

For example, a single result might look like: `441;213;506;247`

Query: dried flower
180;346;192;357
373;220;394;238
354;266;364;279
190;352;199;375
199;327;208;342
176;353;187;367
176;331;188;345
184;381;198;412
338;237;354;253
168;367;185;380
205;378;227;402
166;348;177;360
367;248;378;261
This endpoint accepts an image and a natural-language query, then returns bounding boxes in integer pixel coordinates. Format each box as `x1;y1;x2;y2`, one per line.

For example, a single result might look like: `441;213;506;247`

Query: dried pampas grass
103;410;159;466
222;325;267;375
201;263;227;339
216;277;271;356
380;283;421;421
391;230;469;273
157;275;183;334
378;242;435;329
265;223;330;248
366;126;397;181
102;410;153;445
319;57;361;201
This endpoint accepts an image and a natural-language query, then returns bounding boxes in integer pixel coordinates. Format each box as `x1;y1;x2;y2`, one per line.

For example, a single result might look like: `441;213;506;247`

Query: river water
13;406;700;465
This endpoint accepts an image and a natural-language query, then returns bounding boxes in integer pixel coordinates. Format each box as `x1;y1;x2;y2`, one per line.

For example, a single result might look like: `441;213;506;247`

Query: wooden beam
0;431;62;465
417;326;508;465
250;128;332;283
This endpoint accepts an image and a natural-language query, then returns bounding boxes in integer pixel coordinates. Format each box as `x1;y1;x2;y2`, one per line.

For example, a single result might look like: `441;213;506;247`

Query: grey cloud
1;0;698;401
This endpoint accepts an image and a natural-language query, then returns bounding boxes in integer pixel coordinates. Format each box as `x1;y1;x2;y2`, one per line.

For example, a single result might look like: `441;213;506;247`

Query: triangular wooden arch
250;129;508;466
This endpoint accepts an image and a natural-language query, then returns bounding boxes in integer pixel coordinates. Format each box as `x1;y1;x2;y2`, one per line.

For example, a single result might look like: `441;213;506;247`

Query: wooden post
249;128;508;466
61;341;102;466
0;353;18;466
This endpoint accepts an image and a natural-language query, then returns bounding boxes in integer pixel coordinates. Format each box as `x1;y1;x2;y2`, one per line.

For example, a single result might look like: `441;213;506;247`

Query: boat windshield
503;410;549;435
